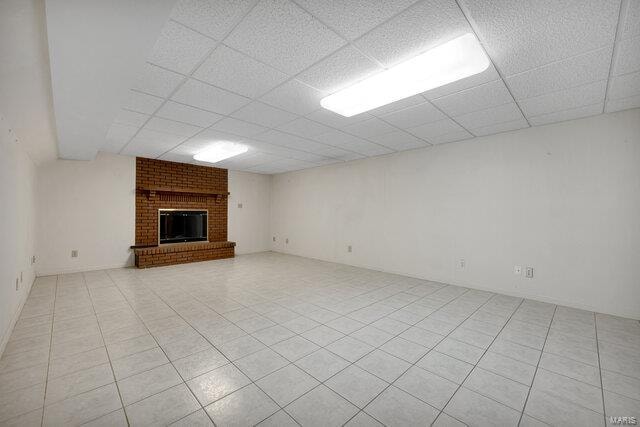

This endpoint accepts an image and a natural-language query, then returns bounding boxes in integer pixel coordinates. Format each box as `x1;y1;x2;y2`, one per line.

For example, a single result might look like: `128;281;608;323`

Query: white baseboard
36;262;133;276
0;275;37;359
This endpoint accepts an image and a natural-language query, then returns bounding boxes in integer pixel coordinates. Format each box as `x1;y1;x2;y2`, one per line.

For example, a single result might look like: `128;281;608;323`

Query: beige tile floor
0;252;638;426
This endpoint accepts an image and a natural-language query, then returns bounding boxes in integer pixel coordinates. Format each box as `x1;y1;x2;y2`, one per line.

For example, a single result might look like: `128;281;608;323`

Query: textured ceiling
102;0;640;174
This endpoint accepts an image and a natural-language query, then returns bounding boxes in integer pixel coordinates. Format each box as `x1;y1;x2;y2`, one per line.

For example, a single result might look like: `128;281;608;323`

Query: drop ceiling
51;0;640;174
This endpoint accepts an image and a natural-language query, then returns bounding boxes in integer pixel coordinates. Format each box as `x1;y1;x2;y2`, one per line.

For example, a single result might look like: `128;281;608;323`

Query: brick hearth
133;157;235;268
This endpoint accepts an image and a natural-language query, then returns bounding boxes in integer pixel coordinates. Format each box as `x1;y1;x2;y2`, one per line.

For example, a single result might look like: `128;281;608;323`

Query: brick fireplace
132;157;235;268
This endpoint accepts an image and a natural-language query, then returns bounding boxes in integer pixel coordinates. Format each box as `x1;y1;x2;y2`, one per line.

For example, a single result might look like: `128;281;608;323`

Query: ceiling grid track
76;0;635;173
453;0;532;128
603;0;628;113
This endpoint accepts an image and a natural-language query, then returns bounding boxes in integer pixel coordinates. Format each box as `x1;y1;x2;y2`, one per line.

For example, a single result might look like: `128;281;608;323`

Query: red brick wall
135;157;228;246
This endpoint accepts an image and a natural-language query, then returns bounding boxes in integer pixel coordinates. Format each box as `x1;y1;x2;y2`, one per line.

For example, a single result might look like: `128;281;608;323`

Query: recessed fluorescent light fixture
320;33;490;117
193;141;248;164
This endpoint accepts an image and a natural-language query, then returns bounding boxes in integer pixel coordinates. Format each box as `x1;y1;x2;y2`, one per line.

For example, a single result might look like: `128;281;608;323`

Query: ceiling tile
305;108;372;129
194;45;289;98
368;95;426;116
170;0;258;40
379;101;446;128
248;158;318;174
254;129;333;153
459;0;575;42
260;80;324;115
249;138;340;163
197;149;252;167
519;80;607;117
432;79;514;117
605;94;640;113
176;129;247;155
296;45;382;94
506;47;612;100
353;0;470;67
607;71;640;100
611;35;640;76
366;131;429;151
293;0;418;40
408;118;466;141
103;123;139;153
620;0;640;40
224;0;345;74
148;21;217;74
215;153;276;171
144;117;202;137
312;145;362;161
315;130;392;156
528;103;603;126
343;117;397;139
470;117;529;137
171;78;250;114
158;152;198;164
123;91;164;114
210;117;268;137
455;103;524;129
230;151;282;168
242;139;319;160
133;64;185;98
422;65;500;100
469;0;620;76
114;110;149;127
231;101;298;127
276;117;334;139
156;101;223;127
429;129;473;144
121;129;185;157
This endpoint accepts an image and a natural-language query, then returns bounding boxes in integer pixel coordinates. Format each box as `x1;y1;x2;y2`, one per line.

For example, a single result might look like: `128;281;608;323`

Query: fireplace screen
159;210;207;244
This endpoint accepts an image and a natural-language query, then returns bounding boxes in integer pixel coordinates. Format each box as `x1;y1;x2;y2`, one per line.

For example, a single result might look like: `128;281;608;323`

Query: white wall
35;155;272;273
0;114;37;355
36;152;136;275
228;171;272;254
270;109;640;319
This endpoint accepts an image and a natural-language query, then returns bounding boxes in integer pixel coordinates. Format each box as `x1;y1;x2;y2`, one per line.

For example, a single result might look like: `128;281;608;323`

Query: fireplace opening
159;209;207;244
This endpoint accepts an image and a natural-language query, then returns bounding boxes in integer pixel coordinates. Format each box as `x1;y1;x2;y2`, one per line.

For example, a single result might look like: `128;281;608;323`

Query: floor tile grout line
516;305;558;426
81;272;132;427
31;258;636;427
132;273;472;424
100;273;218;426
429;297;526;426
594;313;608;427
105;271;291;427
39;274;58;427
278;288;484;424
330;289;510;425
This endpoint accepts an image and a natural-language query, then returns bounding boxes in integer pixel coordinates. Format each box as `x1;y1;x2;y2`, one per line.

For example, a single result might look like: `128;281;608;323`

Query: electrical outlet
514;265;522;275
459;259;465;268
237;203;243;208
525;267;534;278
347;245;352;253
285;238;289;244
71;250;79;258
31;255;36;265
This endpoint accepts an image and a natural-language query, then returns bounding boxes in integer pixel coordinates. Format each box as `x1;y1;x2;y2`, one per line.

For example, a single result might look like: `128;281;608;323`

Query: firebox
159;209;207;244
